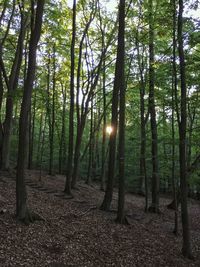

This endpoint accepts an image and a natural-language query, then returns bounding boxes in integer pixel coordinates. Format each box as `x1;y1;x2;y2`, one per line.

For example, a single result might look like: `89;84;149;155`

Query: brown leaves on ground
0;169;200;266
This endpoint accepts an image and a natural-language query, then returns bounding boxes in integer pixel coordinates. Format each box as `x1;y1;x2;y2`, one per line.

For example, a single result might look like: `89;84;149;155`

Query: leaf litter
0;169;199;266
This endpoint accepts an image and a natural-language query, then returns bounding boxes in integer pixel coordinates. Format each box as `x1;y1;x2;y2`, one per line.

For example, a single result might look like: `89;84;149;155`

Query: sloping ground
0;170;200;267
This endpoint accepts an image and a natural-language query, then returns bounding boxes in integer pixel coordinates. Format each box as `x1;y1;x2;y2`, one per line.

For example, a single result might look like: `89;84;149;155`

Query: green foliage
1;0;200;194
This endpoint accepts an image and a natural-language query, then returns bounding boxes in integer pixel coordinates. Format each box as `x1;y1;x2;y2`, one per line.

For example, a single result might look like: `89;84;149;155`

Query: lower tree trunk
16;0;45;223
178;0;192;258
71;130;82;188
36;112;43;166
148;0;159;213
1;97;13;170
0;69;3;168
115;0;126;224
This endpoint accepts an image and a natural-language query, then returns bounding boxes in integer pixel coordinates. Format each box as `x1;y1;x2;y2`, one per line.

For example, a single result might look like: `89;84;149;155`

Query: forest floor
0;170;200;267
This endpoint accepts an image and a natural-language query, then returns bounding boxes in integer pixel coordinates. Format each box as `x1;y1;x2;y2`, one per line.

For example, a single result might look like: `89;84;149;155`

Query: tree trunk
0;68;4;168
39;114;47;181
59;82;67;174
171;0;178;235
28;90;36;169
71;126;83;188
100;47;106;191
36;112;43;166
100;6;122;212
135;22;148;210
16;0;45;223
1;8;26;170
116;0;126;224
49;44;56;175
177;0;192;258
65;0;76;195
148;0;159;213
86;98;94;185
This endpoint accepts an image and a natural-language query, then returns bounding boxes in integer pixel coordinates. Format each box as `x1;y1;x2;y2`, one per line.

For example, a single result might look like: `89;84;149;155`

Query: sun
106;126;113;135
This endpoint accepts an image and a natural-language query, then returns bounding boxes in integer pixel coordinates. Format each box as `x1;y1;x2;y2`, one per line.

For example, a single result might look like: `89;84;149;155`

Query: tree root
115;215;130;225
17;210;45;225
75;205;97;217
148;206;160;214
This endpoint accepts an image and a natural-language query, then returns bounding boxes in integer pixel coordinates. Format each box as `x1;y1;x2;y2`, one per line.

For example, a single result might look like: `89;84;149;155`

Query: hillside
0;170;200;267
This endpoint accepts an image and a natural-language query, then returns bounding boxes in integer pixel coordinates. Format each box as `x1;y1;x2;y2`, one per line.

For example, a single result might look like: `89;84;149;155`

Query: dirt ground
0;169;200;267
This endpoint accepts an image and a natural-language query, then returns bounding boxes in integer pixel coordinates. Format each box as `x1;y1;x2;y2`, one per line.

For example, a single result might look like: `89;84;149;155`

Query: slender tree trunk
98;7;107;191
0;68;4;168
177;0;192;258
39;114;47;181
59;83;67;174
135;29;148;210
172;78;178;235
148;0;159;213
28;90;36;169
116;0;126;223
36;112;43;166
46;52;52;173
100;52;107;191
100;5;122;211
1;8;26;170
71;126;83;188
187;102;195;171
49;44;56;175
0;68;3;113
86;99;93;185
65;0;76;194
16;0;45;223
172;1;178;232
94;105;100;177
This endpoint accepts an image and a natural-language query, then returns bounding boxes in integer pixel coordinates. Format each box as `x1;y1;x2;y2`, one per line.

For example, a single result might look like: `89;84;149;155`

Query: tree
148;0;160;213
16;0;45;223
116;0;126;223
0;0;27;170
100;2;122;211
171;0;178;235
135;2;149;210
177;0;192;258
64;0;76;195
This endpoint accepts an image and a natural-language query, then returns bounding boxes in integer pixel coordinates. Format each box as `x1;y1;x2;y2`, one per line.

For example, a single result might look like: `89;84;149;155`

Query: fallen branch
75;205;97;218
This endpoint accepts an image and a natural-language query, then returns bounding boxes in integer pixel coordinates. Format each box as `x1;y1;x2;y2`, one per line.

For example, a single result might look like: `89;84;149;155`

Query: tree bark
65;0;76;195
171;0;178;234
86;98;94;185
59;82;67;174
177;0;192;258
148;0;160;213
135;15;148;210
116;0;126;224
49;44;56;175
16;0;45;223
1;4;26;169
28;90;36;169
100;5;122;211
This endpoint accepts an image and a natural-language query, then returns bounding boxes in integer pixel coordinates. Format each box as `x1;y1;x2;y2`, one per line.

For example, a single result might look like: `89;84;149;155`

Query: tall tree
49;44;56;175
148;0;159;213
59;81;67;174
100;2;122;211
71;3;99;189
171;0;178;235
16;0;45;223
116;0;126;223
177;0;192;258
1;0;26;170
135;5;149;210
64;0;76;195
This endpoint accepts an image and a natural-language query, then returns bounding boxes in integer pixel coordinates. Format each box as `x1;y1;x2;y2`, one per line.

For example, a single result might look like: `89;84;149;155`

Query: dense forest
0;0;200;265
